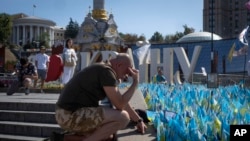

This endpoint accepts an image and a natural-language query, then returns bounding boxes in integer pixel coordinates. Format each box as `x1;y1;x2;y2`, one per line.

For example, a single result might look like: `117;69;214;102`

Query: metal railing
0;73;17;87
191;73;250;87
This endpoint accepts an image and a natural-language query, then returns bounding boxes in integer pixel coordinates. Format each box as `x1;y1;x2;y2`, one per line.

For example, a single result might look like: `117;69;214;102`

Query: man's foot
25;88;30;95
64;134;86;141
40;89;45;93
101;133;117;141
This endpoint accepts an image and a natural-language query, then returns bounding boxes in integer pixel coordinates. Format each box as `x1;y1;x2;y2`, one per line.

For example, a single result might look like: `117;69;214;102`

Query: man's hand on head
128;67;139;82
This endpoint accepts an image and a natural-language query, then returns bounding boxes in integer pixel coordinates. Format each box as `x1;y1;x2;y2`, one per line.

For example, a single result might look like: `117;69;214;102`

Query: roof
176;32;222;43
13;15;56;26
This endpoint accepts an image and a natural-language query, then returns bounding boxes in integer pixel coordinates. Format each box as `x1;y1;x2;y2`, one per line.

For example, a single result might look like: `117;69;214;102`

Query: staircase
0;95;62;141
0;89;156;141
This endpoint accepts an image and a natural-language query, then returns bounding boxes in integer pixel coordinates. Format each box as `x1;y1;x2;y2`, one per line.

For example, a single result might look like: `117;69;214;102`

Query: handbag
63;51;75;66
64;57;75;66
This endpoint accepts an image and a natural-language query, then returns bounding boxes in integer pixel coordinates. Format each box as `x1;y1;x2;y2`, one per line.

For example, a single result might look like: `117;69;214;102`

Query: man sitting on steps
55;53;147;141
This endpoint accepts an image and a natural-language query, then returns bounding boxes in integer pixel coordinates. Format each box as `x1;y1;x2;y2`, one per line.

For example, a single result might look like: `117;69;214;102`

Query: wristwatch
136;118;143;124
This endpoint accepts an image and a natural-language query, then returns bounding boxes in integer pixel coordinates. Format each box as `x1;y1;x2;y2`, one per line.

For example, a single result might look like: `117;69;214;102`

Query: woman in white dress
62;38;78;85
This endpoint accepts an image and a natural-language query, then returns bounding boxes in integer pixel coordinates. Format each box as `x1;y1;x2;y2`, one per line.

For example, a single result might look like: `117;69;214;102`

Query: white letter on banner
162;48;174;84
149;49;161;83
173;46;202;82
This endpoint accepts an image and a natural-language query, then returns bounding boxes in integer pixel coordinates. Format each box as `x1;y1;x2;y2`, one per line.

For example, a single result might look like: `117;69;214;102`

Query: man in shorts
33;46;50;93
7;57;38;95
55;53;147;141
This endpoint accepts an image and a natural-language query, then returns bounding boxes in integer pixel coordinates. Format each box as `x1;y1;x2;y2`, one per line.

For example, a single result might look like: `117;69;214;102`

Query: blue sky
0;0;203;39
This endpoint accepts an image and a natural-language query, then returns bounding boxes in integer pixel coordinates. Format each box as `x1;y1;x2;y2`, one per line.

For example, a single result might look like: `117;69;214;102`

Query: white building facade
11;13;64;47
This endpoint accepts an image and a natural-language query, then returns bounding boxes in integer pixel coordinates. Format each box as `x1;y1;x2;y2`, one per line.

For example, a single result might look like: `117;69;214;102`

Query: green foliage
39;32;50;47
119;33;146;44
23;32;50;50
64;18;79;39
149;31;164;43
4;60;17;73
183;24;194;35
0;13;12;44
164;24;195;43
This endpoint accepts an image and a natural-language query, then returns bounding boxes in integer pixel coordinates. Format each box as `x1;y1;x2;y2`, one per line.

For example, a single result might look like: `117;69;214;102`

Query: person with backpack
61;38;78;85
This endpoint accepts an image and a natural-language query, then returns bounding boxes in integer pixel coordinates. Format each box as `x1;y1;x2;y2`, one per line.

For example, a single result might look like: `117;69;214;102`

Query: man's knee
119;110;130;128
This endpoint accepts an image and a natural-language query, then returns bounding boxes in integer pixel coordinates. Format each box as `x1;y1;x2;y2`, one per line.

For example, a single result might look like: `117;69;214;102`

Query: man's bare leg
33;79;37;88
40;79;45;93
83;107;130;141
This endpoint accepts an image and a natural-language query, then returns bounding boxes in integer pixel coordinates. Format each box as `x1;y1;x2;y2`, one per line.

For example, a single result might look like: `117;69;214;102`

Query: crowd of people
7;38;78;95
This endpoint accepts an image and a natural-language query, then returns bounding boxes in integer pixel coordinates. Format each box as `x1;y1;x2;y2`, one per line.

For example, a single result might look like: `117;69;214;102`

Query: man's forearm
24;74;38;80
121;81;138;107
125;103;141;122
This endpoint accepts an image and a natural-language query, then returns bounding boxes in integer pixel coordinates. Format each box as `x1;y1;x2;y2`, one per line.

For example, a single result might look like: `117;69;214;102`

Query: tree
39;32;50;47
183;24;194;35
119;33;146;44
0;13;12;45
64;18;79;39
164;34;176;43
149;31;164;43
164;24;195;43
23;32;50;50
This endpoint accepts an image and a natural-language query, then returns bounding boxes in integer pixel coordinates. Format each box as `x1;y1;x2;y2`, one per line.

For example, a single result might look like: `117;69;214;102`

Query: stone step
0;134;46;141
0;87;61;94
0;110;56;124
0;121;63;137
0;102;56;112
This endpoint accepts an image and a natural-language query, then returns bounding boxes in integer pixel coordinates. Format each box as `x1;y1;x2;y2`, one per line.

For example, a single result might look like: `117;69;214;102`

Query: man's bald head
110;53;133;80
113;53;132;66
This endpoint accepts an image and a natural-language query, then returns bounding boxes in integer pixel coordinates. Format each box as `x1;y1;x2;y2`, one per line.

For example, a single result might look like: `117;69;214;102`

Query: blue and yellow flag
227;42;235;62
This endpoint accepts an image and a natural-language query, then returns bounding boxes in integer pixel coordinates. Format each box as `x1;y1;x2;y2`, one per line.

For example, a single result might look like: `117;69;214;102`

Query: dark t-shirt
56;63;117;111
17;63;37;82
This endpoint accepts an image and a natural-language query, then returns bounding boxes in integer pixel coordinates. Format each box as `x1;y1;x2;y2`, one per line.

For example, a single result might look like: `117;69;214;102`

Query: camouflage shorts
55;106;104;134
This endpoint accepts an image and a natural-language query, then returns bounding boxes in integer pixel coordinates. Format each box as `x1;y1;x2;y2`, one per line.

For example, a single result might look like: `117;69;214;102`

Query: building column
42;26;46;33
22;25;26;45
49;27;54;46
34;25;37;40
30;25;33;43
43;26;46;33
37;26;40;39
51;27;54;46
17;25;20;45
12;26;15;44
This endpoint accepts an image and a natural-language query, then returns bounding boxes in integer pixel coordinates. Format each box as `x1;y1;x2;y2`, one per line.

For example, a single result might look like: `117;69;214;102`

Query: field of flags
119;82;250;141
